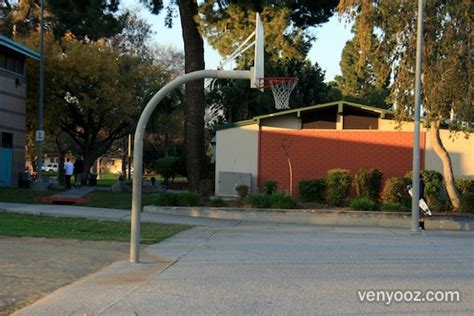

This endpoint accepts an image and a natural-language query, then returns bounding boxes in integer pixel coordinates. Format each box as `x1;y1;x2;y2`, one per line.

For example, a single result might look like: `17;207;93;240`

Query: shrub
298;178;326;203
380;202;409;212
354;168;383;201
404;170;446;206
176;191;200;206
199;179;214;201
262;179;278;195
155;156;179;186
243;192;298;209
459;193;474;213
243;193;271;208
155;192;178;206
325;169;352;206
456;179;474;196
269;192;298;209
154;191;200;206
235;185;249;198
210;197;226;207
349;196;378;211
382;177;406;204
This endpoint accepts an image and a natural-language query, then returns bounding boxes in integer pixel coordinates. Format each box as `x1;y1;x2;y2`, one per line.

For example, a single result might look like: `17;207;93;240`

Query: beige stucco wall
379;119;473;179
425;131;474;179
215;123;259;195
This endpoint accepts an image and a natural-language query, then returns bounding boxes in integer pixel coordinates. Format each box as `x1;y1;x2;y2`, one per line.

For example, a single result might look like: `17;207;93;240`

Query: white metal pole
130;69;251;263
411;0;425;234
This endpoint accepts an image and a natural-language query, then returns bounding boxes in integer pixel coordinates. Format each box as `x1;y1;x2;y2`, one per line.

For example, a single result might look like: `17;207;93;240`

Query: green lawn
0;187;63;204
80;191;158;209
0;212;190;244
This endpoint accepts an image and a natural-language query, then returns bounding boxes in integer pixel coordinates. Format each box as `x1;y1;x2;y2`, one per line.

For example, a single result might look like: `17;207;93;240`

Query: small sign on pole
36;130;45;142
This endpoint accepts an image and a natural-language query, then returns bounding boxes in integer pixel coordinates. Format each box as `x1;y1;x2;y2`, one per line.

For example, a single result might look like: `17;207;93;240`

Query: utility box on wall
219;172;252;197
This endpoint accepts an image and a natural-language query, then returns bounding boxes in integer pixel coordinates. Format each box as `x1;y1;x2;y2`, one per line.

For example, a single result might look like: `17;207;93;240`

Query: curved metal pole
130;69;251;263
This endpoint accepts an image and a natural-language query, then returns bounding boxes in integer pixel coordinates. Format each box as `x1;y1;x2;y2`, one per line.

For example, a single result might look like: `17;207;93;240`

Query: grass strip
0;212;189;244
0;188;62;204
79;191;157;209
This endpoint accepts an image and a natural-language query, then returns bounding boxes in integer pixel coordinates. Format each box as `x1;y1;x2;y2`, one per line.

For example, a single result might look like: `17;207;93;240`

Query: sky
121;1;353;82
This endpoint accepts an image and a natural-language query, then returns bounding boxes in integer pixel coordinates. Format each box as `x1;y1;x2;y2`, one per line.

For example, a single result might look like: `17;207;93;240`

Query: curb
144;206;474;231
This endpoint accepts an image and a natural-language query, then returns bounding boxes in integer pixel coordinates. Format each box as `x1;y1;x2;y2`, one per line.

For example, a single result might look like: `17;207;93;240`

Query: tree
338;1;473;209
0;0;123;39
207;58;329;122
334;34;390;108
46;0;122;40
138;0;338;192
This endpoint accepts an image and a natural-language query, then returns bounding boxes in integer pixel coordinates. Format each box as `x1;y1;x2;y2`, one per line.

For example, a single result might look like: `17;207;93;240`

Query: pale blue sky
121;1;353;82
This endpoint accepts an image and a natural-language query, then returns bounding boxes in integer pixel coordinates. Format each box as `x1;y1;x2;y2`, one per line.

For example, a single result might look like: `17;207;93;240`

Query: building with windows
0;35;39;186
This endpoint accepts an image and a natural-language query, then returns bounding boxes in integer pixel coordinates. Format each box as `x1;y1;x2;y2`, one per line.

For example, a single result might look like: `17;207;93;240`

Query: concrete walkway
0;202;239;227
49;186;96;199
12;222;474;315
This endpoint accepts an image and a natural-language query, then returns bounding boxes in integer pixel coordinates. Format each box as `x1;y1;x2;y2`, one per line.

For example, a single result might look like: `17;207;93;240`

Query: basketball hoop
259;77;298;109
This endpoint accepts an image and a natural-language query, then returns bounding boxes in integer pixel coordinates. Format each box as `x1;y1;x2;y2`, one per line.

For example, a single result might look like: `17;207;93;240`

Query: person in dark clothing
419;178;426;230
73;158;84;187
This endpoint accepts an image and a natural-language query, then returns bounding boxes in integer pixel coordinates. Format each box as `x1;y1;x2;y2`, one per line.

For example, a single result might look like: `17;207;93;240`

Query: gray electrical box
219;172;252;196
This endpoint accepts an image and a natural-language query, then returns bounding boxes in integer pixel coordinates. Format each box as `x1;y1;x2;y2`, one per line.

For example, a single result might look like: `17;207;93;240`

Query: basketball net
260;77;298;109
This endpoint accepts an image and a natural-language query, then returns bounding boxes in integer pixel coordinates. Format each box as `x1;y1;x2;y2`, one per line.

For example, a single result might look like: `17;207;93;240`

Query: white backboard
251;13;264;91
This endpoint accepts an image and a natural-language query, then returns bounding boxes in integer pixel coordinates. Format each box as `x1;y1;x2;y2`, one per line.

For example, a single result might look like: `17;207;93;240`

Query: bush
155;192;178;206
298;178;326;203
459;193;474;213
269;192;299;209
380;202;409;212
210;197;226;207
381;177;406;204
262;179;278;195
456;179;474;196
176;191;200;206
349;196;378;211
325;169;352;206
243;192;298;209
243;193;271;208
354;168;383;201
155;156;179;186
404;170;446;206
235;185;249;198
199;179;214;201
155;191;200;206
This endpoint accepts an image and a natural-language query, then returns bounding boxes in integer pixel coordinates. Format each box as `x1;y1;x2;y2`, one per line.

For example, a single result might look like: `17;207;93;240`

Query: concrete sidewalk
0;202;239;227
11;223;474;316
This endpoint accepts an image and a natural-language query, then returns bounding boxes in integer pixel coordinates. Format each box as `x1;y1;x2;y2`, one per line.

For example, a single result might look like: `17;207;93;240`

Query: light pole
411;0;425;234
33;0;46;190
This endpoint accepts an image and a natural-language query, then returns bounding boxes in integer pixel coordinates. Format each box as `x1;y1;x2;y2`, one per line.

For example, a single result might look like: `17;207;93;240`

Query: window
0;53;6;68
1;132;13;148
0;52;25;75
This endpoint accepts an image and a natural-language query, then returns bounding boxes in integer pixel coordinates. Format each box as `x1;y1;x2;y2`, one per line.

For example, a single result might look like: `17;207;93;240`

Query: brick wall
258;127;425;196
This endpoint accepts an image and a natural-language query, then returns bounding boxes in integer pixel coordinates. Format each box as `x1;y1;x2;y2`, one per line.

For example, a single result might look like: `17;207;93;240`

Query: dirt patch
0;237;130;315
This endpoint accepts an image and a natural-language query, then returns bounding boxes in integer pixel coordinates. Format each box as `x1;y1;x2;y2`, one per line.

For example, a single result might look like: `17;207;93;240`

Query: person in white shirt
64;158;74;188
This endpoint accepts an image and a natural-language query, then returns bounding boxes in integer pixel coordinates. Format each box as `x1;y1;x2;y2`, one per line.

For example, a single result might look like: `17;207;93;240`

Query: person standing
64;158;74;189
73;158;84;187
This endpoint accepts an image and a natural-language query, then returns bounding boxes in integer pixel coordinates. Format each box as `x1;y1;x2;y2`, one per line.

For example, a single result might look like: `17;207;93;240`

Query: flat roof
0;35;40;60
216;101;394;131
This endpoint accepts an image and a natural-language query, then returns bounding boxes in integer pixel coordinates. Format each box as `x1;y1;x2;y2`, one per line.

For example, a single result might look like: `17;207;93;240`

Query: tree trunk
178;0;206;192
55;136;65;186
428;120;461;210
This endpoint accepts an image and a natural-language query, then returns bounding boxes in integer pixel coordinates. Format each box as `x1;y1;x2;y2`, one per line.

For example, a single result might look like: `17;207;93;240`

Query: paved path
0;202;239;227
13;222;474;315
49;186;96;199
